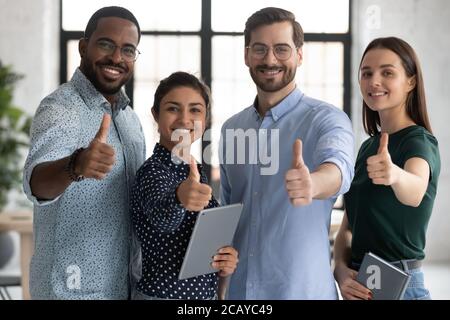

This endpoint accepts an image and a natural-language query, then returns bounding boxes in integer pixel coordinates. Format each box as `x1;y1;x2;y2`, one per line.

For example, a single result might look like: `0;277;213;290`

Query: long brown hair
360;37;432;136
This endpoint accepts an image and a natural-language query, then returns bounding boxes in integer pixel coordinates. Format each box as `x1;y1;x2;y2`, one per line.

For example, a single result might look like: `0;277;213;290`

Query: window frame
59;0;352;183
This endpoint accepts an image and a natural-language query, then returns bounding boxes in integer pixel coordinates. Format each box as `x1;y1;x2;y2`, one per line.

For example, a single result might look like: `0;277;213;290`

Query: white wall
352;0;450;261
0;0;60;210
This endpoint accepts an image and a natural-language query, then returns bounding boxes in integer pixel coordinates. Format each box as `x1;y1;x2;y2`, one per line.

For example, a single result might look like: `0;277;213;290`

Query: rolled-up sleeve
313;108;355;197
23;98;80;205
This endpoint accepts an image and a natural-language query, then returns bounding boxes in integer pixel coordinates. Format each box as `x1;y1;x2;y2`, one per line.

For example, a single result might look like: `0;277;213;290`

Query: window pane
212;0;349;33
133;36;202;158
298;42;344;109
62;0;201;31
210;37;344;170
211;36;255;169
66;36;202;159
67;40;79;80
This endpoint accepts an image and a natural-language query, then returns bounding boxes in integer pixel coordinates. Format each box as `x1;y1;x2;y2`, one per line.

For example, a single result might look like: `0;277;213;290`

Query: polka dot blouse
130;143;219;299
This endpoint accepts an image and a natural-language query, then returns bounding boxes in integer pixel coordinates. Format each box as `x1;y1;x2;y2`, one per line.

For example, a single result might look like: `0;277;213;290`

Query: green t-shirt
345;125;440;264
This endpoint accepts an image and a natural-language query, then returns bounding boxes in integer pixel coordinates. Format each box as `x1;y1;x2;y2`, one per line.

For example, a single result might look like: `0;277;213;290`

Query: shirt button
253;192;258;196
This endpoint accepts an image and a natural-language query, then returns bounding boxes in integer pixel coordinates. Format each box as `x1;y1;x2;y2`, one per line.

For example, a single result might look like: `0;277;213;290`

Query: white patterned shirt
23;68;146;299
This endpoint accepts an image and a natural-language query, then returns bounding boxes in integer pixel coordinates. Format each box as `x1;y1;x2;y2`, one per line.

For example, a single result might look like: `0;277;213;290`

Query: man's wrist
65;148;85;182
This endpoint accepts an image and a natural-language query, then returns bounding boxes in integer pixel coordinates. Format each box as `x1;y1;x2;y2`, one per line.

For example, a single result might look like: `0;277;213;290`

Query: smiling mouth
100;65;125;79
257;67;283;76
369;92;388;97
172;128;194;134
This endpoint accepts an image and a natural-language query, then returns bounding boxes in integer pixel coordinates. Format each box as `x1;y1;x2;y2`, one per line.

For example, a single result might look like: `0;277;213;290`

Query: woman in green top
333;37;440;300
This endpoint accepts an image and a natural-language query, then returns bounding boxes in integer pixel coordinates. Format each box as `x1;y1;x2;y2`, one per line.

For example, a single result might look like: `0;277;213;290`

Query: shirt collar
252;87;304;122
152;143;189;171
71;68;130;111
152;143;208;180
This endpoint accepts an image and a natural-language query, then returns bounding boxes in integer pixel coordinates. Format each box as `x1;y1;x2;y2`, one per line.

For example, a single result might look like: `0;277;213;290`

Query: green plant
0;61;31;210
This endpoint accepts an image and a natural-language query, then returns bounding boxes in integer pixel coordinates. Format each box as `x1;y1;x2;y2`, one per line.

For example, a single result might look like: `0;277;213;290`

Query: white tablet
178;203;243;280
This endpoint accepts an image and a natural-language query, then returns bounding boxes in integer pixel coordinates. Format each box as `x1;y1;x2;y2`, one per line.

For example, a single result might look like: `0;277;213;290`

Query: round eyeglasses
94;39;141;62
246;43;297;61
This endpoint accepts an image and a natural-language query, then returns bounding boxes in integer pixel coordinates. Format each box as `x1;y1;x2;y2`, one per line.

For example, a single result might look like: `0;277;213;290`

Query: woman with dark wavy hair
334;37;440;300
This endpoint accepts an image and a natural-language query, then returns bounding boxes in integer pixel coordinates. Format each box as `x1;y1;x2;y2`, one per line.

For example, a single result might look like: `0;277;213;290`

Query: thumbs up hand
285;139;313;206
366;133;399;186
176;157;212;212
74;113;116;180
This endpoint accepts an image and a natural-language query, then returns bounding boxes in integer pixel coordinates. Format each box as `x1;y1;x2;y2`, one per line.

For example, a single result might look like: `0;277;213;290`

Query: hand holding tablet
179;203;243;280
212;246;239;277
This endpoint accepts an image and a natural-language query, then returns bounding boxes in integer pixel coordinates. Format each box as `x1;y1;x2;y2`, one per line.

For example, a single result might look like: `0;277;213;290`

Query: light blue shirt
23;68;145;299
220;88;354;299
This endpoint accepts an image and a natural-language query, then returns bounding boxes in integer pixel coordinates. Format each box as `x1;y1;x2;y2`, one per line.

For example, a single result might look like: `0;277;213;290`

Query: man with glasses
23;6;145;299
220;7;355;299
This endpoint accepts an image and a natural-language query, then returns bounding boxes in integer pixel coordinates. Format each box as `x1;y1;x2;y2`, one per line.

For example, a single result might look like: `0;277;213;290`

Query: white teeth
173;129;191;134
370;92;387;97
263;70;281;75
104;67;120;75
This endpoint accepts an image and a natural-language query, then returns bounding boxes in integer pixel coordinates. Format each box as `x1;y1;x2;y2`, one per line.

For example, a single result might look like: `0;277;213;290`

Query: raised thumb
94;113;111;143
189;157;200;182
378;132;389;154
292;139;304;168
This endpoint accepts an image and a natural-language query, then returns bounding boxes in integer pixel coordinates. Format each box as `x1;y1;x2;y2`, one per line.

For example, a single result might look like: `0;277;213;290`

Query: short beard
90;74;123;95
81;58;130;95
249;66;296;93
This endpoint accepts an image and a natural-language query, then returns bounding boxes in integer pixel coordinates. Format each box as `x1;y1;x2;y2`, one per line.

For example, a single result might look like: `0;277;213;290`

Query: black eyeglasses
246;43;297;61
93;39;141;62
